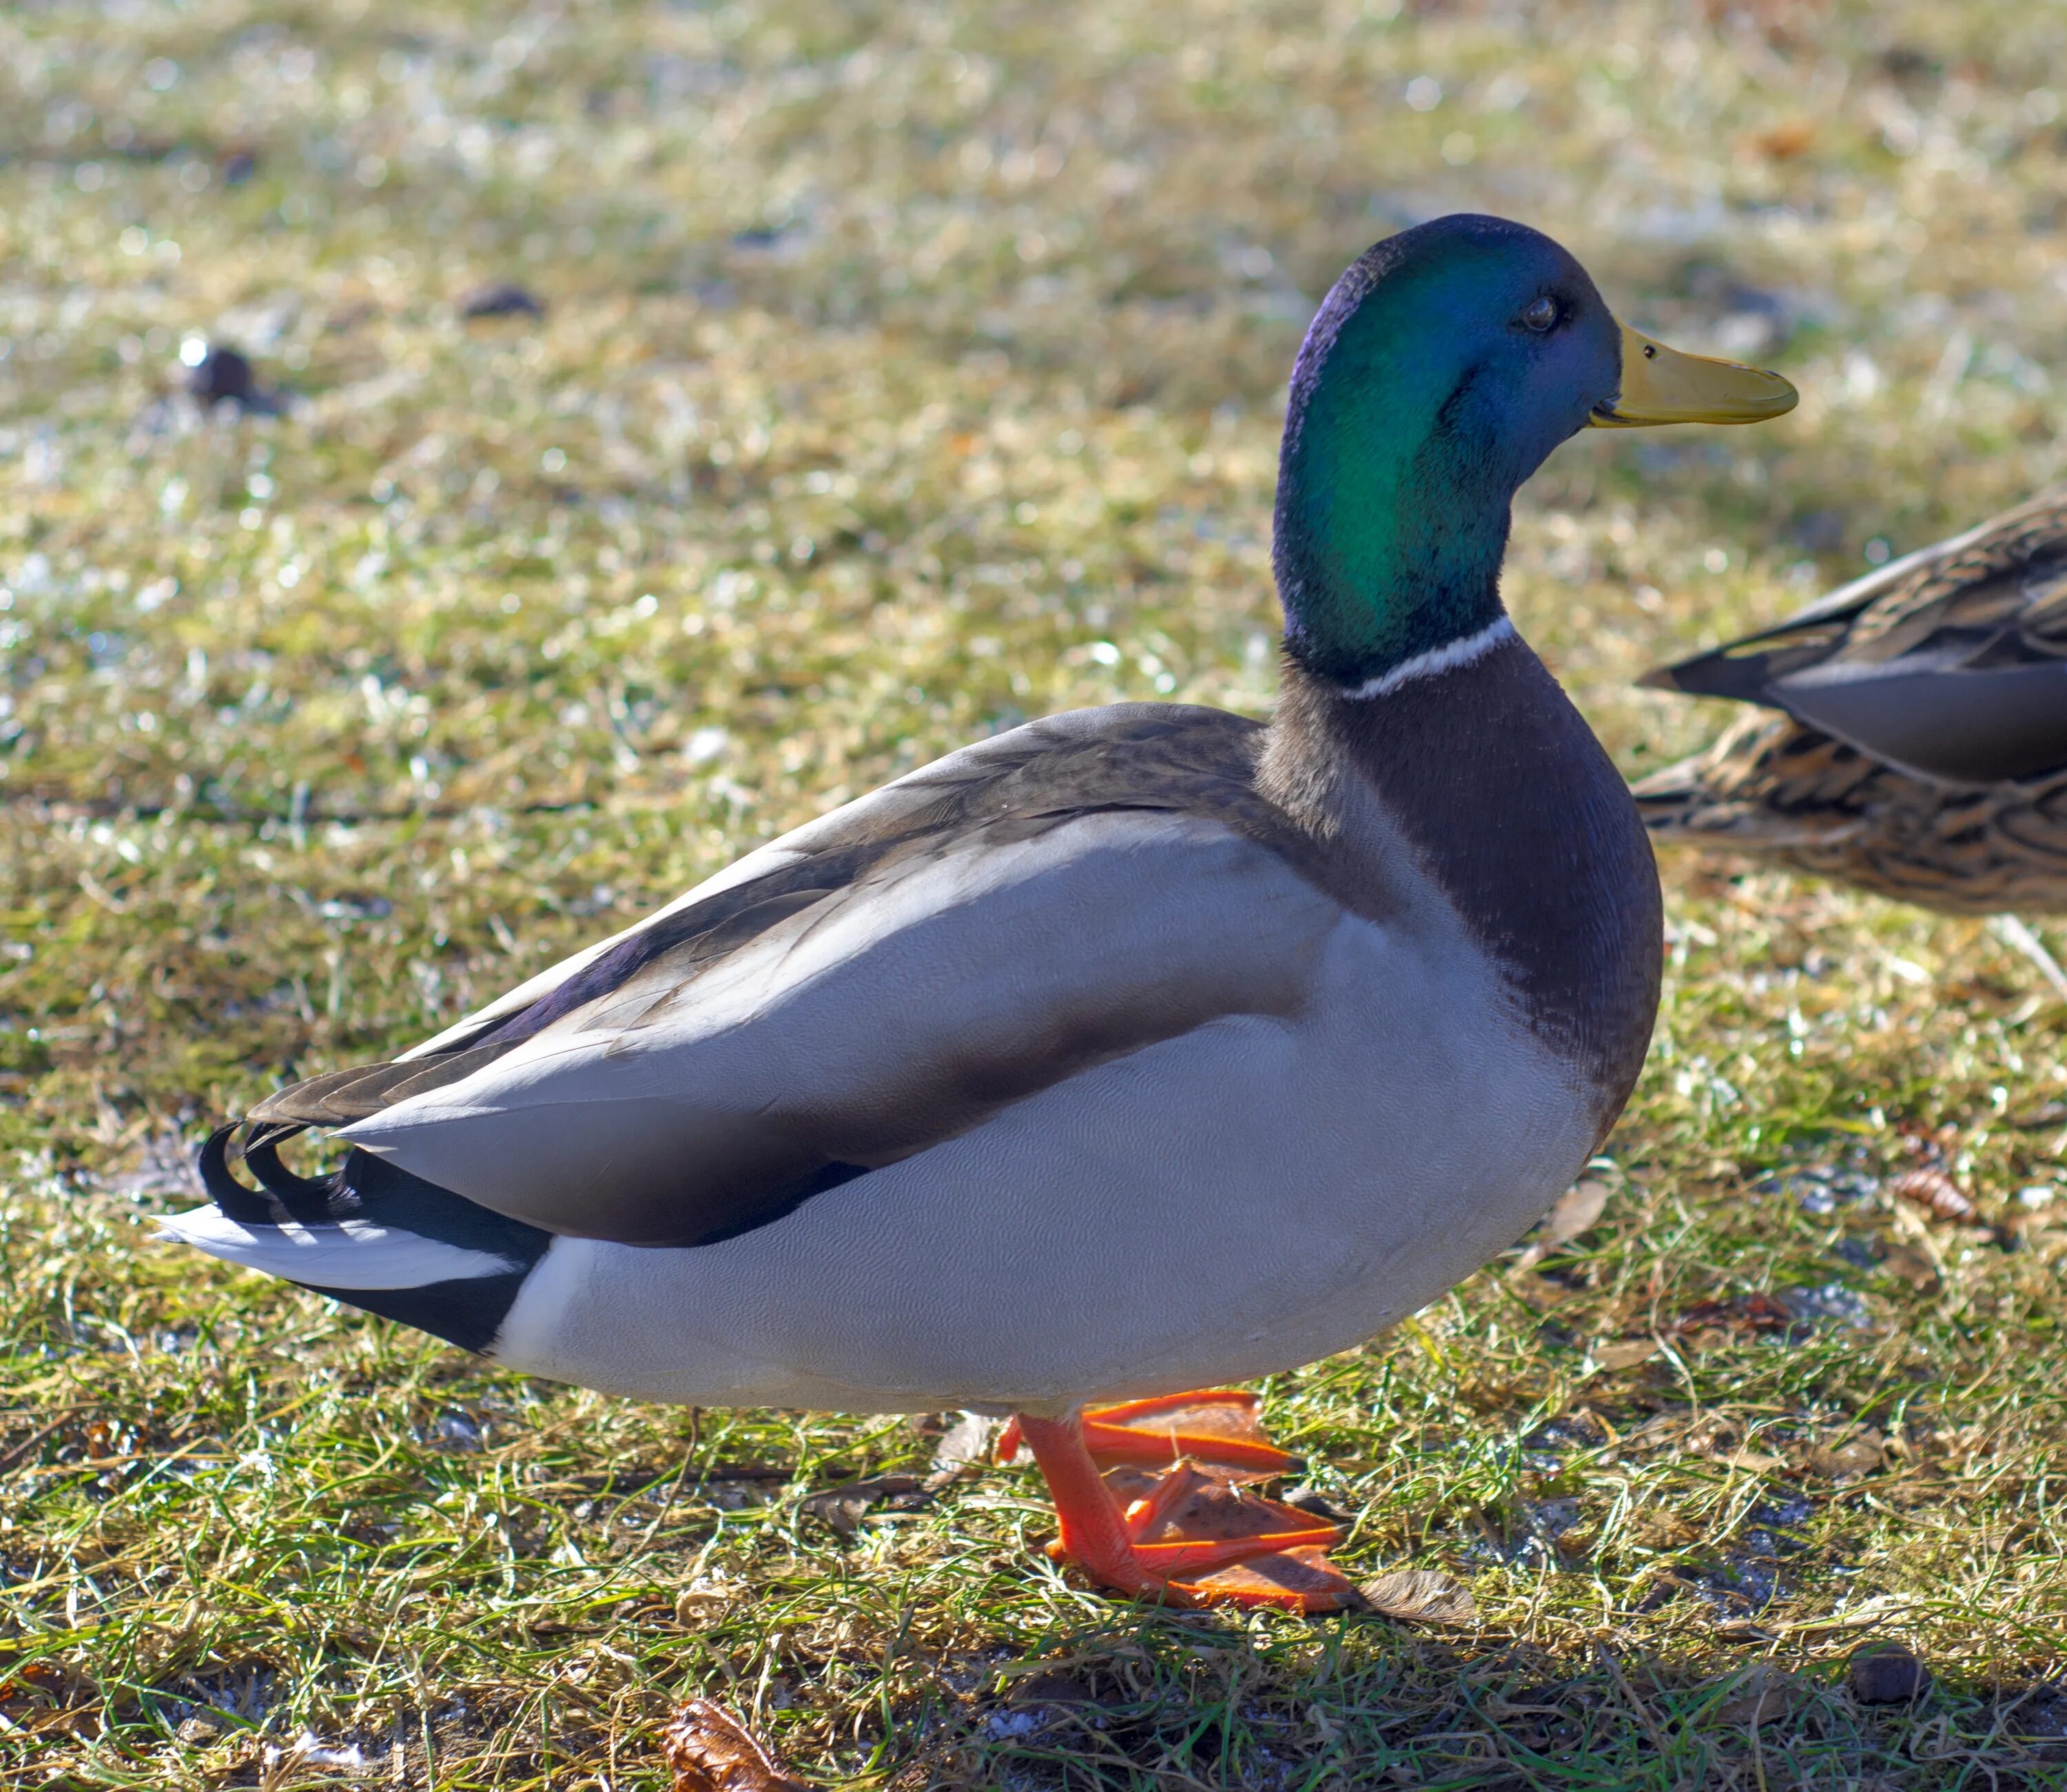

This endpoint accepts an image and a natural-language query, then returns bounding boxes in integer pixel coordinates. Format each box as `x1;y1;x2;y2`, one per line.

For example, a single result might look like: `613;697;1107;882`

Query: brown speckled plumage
1634;491;2067;914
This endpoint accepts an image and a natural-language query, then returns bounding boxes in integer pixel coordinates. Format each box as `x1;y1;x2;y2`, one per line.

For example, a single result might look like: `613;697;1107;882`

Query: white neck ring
1335;614;1515;701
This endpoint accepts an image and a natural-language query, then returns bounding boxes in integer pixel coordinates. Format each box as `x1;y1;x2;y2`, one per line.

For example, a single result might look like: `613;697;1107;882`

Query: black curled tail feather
198;1121;358;1226
191;1120;555;1357
198;1125;276;1226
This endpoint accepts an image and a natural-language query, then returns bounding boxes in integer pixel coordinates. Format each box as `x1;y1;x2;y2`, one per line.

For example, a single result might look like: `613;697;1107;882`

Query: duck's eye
1521;295;1559;333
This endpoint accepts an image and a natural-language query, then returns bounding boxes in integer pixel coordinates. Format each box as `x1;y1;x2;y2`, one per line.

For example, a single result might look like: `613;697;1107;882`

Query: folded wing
244;706;1352;1246
1645;491;2067;785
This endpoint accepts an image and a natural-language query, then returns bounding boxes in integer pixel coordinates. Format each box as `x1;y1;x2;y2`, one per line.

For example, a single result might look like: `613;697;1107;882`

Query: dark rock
1849;1643;1929;1704
460;282;546;320
188;344;257;406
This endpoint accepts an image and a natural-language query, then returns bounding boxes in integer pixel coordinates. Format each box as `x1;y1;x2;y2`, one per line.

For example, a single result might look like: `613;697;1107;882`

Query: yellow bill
1587;322;1797;428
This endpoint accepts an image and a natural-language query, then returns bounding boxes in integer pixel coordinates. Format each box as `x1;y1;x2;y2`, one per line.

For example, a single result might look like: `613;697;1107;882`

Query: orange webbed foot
1004;1393;1362;1614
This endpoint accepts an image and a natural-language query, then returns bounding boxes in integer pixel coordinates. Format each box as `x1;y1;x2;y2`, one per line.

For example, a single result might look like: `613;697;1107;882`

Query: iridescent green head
1273;215;1794;689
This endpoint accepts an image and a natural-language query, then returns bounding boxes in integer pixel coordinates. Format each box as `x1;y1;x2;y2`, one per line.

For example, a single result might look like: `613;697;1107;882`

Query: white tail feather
159;1206;518;1290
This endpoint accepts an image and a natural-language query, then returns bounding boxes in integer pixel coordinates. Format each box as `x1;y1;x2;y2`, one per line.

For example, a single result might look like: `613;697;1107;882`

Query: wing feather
232;705;1358;1247
344;809;1341;1244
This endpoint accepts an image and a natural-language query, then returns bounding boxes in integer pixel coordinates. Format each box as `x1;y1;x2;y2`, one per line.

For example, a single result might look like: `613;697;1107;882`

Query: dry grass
3;0;2066;1784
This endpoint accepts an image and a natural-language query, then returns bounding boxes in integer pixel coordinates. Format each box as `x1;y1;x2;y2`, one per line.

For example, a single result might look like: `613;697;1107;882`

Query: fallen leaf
1880;1244;1941;1290
1514;1179;1612;1270
1716;1666;1796;1727
929;1412;996;1477
1750;119;1817;159
1592;1338;1661;1371
660;1700;810;1792
1802;1430;1884;1481
1358;1568;1477;1626
800;1474;927;1537
1541;1178;1613;1248
1890;1166;1975;1223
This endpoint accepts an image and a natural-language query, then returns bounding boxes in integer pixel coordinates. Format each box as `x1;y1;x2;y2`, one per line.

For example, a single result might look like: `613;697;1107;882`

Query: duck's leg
1005;1398;1363;1613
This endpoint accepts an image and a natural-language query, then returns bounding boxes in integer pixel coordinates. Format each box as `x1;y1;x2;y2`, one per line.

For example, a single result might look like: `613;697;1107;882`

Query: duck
1633;493;2067;982
165;214;1795;1611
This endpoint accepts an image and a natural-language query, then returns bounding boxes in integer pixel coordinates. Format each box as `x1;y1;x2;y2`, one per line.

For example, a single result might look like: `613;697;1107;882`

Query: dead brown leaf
1749;119;1817;159
1802;1429;1886;1480
929;1412;996;1476
1542;1177;1613;1247
1514;1179;1612;1270
1716;1665;1797;1727
1358;1568;1478;1626
659;1700;811;1792
1592;1337;1661;1371
1880;1244;1942;1290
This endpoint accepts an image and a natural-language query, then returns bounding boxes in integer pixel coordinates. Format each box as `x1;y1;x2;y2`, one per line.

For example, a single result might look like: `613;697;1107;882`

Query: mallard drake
1634;494;2067;933
166;215;1793;1611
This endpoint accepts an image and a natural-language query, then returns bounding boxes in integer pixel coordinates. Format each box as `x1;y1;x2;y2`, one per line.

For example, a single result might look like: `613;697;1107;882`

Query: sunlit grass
3;0;2065;1784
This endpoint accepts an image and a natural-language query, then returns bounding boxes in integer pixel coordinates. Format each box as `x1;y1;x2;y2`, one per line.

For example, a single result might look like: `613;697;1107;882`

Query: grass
3;0;2067;1784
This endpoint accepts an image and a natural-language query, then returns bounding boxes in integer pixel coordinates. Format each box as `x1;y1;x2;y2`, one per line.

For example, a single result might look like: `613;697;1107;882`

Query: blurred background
4;3;2067;1784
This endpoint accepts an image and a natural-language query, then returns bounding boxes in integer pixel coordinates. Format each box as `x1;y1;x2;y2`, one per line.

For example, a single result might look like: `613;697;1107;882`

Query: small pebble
460;281;546;320
1849;1642;1929;1704
187;343;259;408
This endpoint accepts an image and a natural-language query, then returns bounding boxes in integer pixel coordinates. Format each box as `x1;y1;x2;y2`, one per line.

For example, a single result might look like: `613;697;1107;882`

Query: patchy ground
3;0;2065;1785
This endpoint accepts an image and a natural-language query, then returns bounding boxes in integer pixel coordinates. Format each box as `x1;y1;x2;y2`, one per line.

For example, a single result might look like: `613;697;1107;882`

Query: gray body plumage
168;641;1660;1415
